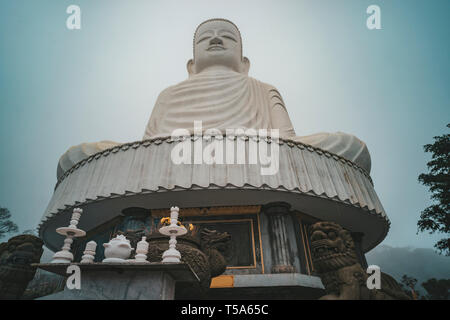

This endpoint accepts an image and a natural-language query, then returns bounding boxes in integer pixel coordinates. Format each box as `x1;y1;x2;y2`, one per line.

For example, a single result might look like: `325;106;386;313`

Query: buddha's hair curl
192;18;243;62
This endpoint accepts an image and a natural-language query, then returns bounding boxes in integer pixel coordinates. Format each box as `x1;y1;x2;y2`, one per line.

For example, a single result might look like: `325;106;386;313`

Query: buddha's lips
207;45;226;51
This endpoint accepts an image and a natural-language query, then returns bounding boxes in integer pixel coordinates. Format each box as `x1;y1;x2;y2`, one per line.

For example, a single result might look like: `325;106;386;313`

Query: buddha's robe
143;69;371;172
143;69;295;139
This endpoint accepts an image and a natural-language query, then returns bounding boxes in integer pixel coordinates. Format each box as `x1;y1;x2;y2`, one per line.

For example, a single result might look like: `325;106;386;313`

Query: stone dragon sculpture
309;221;410;300
0;235;44;299
199;228;232;278
129;226;232;291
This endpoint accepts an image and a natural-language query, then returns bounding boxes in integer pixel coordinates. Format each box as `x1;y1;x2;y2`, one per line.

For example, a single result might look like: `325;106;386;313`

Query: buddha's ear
242;57;250;75
187;59;195;77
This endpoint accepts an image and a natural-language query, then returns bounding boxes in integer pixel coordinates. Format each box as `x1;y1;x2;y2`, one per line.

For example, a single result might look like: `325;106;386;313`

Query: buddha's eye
222;35;237;42
197;36;210;44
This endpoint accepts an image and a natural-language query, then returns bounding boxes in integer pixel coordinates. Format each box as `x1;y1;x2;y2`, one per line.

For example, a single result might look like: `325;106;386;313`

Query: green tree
0;207;19;240
400;274;420;300
421;278;450;300
418;124;450;255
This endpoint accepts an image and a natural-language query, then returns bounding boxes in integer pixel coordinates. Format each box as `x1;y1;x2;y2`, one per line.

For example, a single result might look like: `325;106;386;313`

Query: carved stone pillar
263;202;295;273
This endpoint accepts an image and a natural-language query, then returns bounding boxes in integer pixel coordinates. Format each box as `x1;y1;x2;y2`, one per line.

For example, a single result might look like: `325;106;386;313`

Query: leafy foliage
418;124;450;255
400;274;420;299
421;278;450;300
0;207;19;240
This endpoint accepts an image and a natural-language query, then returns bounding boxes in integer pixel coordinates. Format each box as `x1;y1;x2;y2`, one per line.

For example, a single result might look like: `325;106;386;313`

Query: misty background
0;0;449;284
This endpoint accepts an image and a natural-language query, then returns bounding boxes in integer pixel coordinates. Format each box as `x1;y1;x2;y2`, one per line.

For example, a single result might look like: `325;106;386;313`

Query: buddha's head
187;19;250;76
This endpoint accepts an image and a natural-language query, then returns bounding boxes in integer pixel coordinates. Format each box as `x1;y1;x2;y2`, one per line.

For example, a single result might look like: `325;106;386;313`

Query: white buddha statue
143;18;371;172
57;18;371;179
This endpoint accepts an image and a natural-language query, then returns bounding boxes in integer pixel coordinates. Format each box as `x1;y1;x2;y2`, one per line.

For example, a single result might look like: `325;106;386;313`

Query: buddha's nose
209;37;223;46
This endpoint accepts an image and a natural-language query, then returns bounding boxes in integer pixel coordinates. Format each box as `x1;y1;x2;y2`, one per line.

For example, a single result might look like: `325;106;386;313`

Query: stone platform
178;273;326;300
39;136;389;254
34;262;199;300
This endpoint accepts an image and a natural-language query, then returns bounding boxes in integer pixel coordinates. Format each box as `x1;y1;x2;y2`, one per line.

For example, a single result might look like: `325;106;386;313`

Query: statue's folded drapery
143;69;295;138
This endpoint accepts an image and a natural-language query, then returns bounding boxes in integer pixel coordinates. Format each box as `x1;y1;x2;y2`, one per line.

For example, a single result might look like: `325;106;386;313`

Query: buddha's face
190;20;248;74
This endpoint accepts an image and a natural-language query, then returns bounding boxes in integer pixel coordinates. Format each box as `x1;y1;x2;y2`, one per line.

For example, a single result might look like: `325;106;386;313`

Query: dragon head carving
200;228;232;278
309;221;358;273
200;228;231;254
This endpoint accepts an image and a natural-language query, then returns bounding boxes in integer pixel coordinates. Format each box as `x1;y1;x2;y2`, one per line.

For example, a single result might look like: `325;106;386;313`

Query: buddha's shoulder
248;77;285;105
248;77;284;97
159;75;204;94
154;84;177;101
160;85;177;94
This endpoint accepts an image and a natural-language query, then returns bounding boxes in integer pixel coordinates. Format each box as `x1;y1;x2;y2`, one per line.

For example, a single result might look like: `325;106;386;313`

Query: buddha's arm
263;84;372;172
143;87;173;139
267;86;296;138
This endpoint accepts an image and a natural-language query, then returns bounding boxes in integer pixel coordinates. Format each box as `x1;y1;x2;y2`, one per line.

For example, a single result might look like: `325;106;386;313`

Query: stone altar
35;263;199;300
